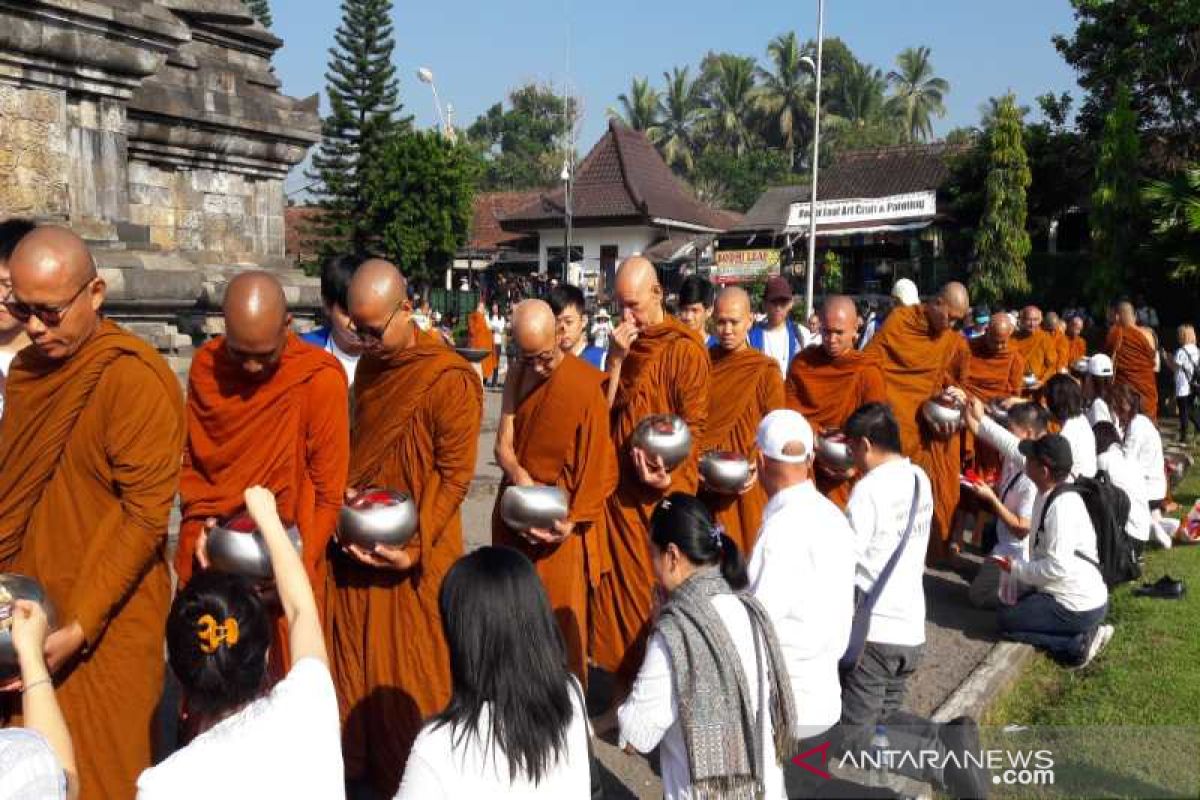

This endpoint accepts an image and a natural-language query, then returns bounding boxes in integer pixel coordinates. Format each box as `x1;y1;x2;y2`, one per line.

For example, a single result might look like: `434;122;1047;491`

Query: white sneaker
1074;624;1114;669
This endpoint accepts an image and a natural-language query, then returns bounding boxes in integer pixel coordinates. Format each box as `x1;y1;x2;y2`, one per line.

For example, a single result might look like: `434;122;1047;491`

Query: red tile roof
501;119;733;233
468;191;544;252
284;205;324;265
817;143;968;200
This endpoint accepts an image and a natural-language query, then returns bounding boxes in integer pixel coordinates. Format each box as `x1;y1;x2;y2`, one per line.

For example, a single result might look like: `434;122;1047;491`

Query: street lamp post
416;67;455;142
803;0;825;318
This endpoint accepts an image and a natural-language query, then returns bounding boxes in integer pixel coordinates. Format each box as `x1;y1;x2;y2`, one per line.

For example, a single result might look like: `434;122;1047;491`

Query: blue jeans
997;591;1107;664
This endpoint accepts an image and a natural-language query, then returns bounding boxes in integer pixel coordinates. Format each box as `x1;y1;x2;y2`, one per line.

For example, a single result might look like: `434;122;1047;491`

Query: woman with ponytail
617;492;797;799
137;487;344;799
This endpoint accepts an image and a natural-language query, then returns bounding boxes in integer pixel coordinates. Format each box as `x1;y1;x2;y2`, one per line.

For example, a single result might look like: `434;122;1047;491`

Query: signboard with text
786;190;937;230
711;249;781;284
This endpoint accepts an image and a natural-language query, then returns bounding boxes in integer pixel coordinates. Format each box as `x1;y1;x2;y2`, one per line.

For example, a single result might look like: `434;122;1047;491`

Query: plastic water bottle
867;724;891;786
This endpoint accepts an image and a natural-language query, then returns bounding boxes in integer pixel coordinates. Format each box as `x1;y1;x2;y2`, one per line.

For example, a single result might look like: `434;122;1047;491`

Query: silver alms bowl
699;451;751;494
1023;373;1038;389
0;574;52;682
815;429;855;472
631;414;693;471
207;513;303;581
338;488;419;549
922;398;963;428
500;485;570;531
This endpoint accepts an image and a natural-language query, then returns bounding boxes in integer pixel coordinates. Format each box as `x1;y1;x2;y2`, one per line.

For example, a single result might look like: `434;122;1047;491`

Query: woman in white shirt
1083;354;1116;428
1108;383;1167;505
396;547;591;799
1093;421;1151;547
1044;375;1097;478
137;487;344;799
1160;324;1200;442
618;494;797;800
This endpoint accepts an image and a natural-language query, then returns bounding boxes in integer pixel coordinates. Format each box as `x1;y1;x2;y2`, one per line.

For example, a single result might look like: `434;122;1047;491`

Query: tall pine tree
970;93;1031;306
1088;84;1140;304
306;0;403;257
244;0;272;28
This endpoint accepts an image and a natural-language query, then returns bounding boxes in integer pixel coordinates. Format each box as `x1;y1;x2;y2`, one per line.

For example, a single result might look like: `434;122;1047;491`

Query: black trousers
1177;395;1200;440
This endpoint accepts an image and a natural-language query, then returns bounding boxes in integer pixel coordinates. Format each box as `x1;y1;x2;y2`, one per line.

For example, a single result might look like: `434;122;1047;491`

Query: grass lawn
983;470;1200;797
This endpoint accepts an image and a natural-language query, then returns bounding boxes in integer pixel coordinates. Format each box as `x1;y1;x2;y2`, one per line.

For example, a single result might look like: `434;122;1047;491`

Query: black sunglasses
351;300;404;344
3;278;94;328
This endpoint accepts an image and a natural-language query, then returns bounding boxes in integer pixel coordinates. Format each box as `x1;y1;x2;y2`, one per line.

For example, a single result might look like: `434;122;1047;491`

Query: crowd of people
0;216;1190;800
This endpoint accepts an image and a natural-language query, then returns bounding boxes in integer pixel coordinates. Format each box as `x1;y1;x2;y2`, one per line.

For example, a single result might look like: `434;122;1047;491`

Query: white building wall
536;225;660;276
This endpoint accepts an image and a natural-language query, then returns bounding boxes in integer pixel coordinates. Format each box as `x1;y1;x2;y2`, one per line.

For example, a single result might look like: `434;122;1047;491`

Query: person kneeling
137;487;344;799
994;435;1113;668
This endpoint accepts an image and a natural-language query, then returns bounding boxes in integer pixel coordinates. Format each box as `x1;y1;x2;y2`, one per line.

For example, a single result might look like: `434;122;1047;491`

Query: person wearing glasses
0;226;185;798
327;259;483;798
176;271;350;658
302;253;366;385
0;218;36;421
864;282;972;566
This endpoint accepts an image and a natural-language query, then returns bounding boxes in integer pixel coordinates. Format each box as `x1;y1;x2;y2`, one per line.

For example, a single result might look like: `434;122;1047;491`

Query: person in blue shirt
676;274;717;348
547;283;606;370
747;275;813;375
301;253;365;384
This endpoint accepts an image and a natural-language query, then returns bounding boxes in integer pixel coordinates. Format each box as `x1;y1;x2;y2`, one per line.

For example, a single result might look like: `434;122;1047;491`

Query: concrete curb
931;640;1036;723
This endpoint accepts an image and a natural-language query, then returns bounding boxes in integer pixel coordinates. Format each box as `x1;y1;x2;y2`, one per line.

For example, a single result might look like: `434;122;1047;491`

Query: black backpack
1035;472;1141;588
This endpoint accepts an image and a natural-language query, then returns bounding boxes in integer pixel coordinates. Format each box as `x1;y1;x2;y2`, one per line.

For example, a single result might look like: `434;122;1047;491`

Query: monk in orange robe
327;259;481;798
1065;314;1087;364
592;256;710;685
467;297;496;380
1043;311;1070;374
699;287;785;552
1011;305;1056;390
1106;300;1160;421
0;227;184;799
179;271;349;641
491;300;616;683
866;282;971;564
785;295;886;507
963;313;1026;471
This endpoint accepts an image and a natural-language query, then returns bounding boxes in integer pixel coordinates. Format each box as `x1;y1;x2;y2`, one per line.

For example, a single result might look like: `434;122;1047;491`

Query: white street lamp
416;66;454;142
802;0;825;317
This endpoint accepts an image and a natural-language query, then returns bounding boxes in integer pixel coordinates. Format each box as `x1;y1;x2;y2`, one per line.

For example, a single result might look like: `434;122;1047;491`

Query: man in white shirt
994;434;1113;667
301;253;364;385
0;219;36;421
838;402;986;797
747;276;814;375
963;400;1046;608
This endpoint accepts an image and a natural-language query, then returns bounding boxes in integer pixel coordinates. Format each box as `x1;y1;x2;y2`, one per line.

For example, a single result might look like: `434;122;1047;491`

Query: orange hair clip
196;613;240;654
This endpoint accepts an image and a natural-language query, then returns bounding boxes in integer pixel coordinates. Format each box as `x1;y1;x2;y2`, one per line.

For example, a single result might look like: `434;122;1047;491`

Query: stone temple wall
0;0;323;375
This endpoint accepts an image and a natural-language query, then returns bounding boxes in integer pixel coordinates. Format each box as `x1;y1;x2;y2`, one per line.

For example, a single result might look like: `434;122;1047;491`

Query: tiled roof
284;205;324;264
468;191;544;251
501;119;733;232
730;185;806;232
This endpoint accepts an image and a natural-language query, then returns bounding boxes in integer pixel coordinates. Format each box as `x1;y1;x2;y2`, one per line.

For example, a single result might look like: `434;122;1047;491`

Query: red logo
791;740;832;780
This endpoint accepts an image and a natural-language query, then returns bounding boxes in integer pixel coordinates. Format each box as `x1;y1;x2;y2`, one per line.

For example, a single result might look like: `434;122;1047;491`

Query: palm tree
1143;165;1200;279
700;53;758;156
655;66;705;173
886;45;950;143
608;76;660;132
754;32;812;169
832;60;888;128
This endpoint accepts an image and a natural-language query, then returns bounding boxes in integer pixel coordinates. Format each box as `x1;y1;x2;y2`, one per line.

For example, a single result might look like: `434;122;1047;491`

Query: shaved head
1043;311;1061;331
821;295;859;359
940;282;969;314
512;299;562;378
7;225;105;361
614;256;664;330
347;259;413;353
1116;301;1137;326
985;312;1014;352
222;271;290;380
926;281;969;334
712;287;752;352
1019;305;1043;335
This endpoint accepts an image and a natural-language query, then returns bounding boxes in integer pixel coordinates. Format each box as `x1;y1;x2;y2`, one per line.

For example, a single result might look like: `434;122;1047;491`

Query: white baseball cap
1088;353;1114;377
756;410;815;463
891;278;919;306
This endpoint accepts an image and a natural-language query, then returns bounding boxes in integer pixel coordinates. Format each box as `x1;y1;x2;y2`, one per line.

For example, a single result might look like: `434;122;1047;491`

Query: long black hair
1045;374;1084;422
650;492;748;589
435;546;574;785
166;571;271;735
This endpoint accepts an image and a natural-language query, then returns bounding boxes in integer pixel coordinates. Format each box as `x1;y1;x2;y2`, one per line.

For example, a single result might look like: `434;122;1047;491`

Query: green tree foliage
825;60;903;154
1089;85;1141;303
821;250;843;293
691;148;789;213
609;77;660;132
1143;165;1200;280
970;94;1031;305
656;67;705;174
700;53;759;156
886;46;950;143
366;130;479;286
1053;0;1200;168
244;0;271;27
754;32;812;169
306;0;402;256
467;83;577;191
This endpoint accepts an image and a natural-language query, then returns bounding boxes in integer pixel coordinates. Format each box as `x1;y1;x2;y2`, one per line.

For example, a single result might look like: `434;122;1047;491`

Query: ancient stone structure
0;0;322;374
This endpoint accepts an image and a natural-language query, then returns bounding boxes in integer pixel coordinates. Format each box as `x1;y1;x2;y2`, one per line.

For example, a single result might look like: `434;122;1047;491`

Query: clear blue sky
274;0;1083;194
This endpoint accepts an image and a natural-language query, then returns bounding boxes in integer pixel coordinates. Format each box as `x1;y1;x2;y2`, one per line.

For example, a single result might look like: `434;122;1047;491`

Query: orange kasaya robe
592;316;710;683
1106;323;1160;421
784;345;887;508
0;320;184;800
327;325;481;798
962;339;1026;478
1049;328;1070;373
178;333;349;660
865;305;970;564
468;308;496;378
491;353;617;684
1067;333;1087;364
699;345;786;553
1011;329;1056;386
